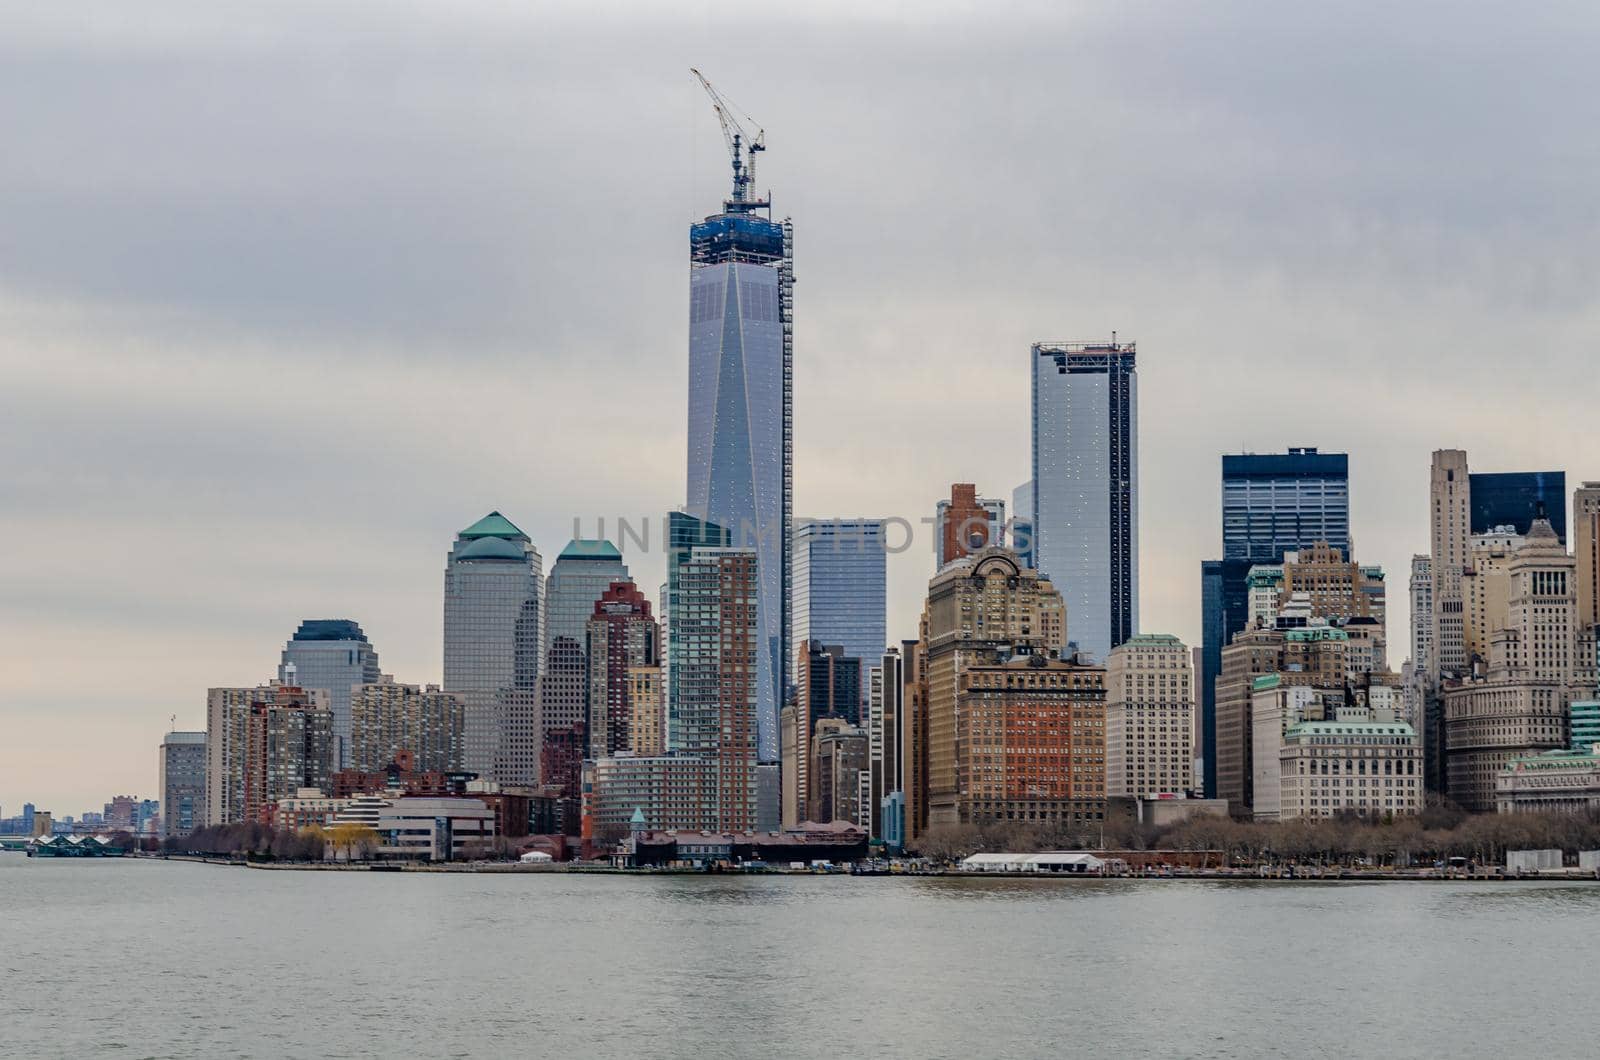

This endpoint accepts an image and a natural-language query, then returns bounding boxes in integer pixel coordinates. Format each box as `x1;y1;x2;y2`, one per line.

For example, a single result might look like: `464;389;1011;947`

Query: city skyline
6;2;1600;812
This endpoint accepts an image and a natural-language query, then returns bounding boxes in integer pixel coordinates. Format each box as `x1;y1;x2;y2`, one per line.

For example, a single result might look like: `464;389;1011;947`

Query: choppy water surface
3;855;1594;1058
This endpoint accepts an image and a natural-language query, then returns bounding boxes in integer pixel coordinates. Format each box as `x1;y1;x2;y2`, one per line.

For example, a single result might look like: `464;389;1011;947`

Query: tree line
916;804;1600;868
166;822;379;861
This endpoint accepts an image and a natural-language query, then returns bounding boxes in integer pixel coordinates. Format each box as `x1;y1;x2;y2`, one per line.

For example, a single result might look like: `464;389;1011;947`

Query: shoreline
128;855;1600;882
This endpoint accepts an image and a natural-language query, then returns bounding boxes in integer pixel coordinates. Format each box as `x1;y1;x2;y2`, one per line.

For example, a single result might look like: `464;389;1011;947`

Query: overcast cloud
4;0;1598;813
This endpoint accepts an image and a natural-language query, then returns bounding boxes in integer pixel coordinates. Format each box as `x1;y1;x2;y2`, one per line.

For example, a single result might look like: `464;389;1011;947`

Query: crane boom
691;68;767;210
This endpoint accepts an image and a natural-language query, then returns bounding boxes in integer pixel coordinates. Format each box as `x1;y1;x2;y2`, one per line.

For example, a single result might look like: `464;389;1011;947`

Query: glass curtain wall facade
1198;449;1349;796
792;519;887;709
277;619;381;770
442;512;543;782
1031;340;1139;663
1470;471;1567;541
686;208;792;766
666;511;731;752
543;540;629;655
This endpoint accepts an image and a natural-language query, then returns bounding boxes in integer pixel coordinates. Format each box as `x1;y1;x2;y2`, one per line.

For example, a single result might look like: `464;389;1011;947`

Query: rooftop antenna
691;68;768;213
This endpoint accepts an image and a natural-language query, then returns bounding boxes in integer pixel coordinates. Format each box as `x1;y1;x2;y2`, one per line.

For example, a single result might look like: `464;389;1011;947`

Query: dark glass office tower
1469;470;1566;541
1198;448;1349;796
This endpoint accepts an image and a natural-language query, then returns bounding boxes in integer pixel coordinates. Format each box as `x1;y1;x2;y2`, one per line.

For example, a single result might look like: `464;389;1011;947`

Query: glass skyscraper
792;519;887;708
1199;448;1349;795
277;619;382;769
1470;470;1566;541
543;540;629;656
686;187;792;767
665;511;730;752
1031;339;1138;663
442;511;543;782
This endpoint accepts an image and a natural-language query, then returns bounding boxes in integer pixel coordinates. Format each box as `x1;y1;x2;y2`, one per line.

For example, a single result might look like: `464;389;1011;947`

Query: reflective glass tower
442;511;543;781
792;519;887;709
686;154;792;766
1031;339;1139;663
277;619;382;770
1198;448;1348;795
543;540;629;655
1470;470;1566;541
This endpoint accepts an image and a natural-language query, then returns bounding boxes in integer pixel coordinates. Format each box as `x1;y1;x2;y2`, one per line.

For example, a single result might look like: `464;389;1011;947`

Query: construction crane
691;68;767;211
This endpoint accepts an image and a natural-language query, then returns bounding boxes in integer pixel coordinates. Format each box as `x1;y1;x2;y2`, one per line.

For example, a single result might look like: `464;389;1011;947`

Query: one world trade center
686;71;793;773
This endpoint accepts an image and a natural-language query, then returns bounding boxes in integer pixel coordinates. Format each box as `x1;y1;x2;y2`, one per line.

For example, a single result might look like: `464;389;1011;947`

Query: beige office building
1444;515;1578;810
1576;482;1600;634
1214;627;1348;816
1429;449;1471;680
1105;634;1194;797
1462;526;1523;666
626;666;664;757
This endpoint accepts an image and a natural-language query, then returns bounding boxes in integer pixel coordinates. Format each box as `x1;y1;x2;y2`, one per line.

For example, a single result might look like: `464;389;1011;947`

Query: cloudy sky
4;1;1597;815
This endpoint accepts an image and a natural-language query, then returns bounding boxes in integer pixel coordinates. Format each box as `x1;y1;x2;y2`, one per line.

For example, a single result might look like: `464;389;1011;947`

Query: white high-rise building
1105;634;1194;798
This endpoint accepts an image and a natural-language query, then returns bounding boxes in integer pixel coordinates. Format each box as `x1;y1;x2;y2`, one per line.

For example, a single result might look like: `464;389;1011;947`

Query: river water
3;854;1595;1058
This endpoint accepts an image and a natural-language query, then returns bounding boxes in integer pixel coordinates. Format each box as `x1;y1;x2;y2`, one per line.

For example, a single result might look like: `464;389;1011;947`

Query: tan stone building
1105;634;1194;797
1214;627;1348;816
1445;516;1578;810
1462;526;1522;666
1249;678;1418;820
1430;449;1471;680
1576;481;1600;634
1276;717;1421;820
1280;542;1386;632
919;548;1107;835
1497;745;1600;814
626;666;664;756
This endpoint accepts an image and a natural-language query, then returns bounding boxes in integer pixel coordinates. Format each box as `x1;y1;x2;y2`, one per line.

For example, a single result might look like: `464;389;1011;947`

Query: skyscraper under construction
686;71;792;780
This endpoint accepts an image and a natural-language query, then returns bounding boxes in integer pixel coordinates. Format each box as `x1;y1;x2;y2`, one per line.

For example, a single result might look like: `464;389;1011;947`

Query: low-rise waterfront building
582;754;721;841
1497;745;1600;814
265;788;349;831
375;797;495;861
629;823;869;868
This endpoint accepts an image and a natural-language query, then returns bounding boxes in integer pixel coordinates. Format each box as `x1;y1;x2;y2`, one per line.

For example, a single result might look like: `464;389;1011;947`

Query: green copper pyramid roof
559;538;622;560
459;511;526;540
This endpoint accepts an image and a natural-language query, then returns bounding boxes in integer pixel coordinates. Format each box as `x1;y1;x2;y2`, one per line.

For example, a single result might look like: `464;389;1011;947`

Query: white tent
519;850;554;863
960;851;1114;874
